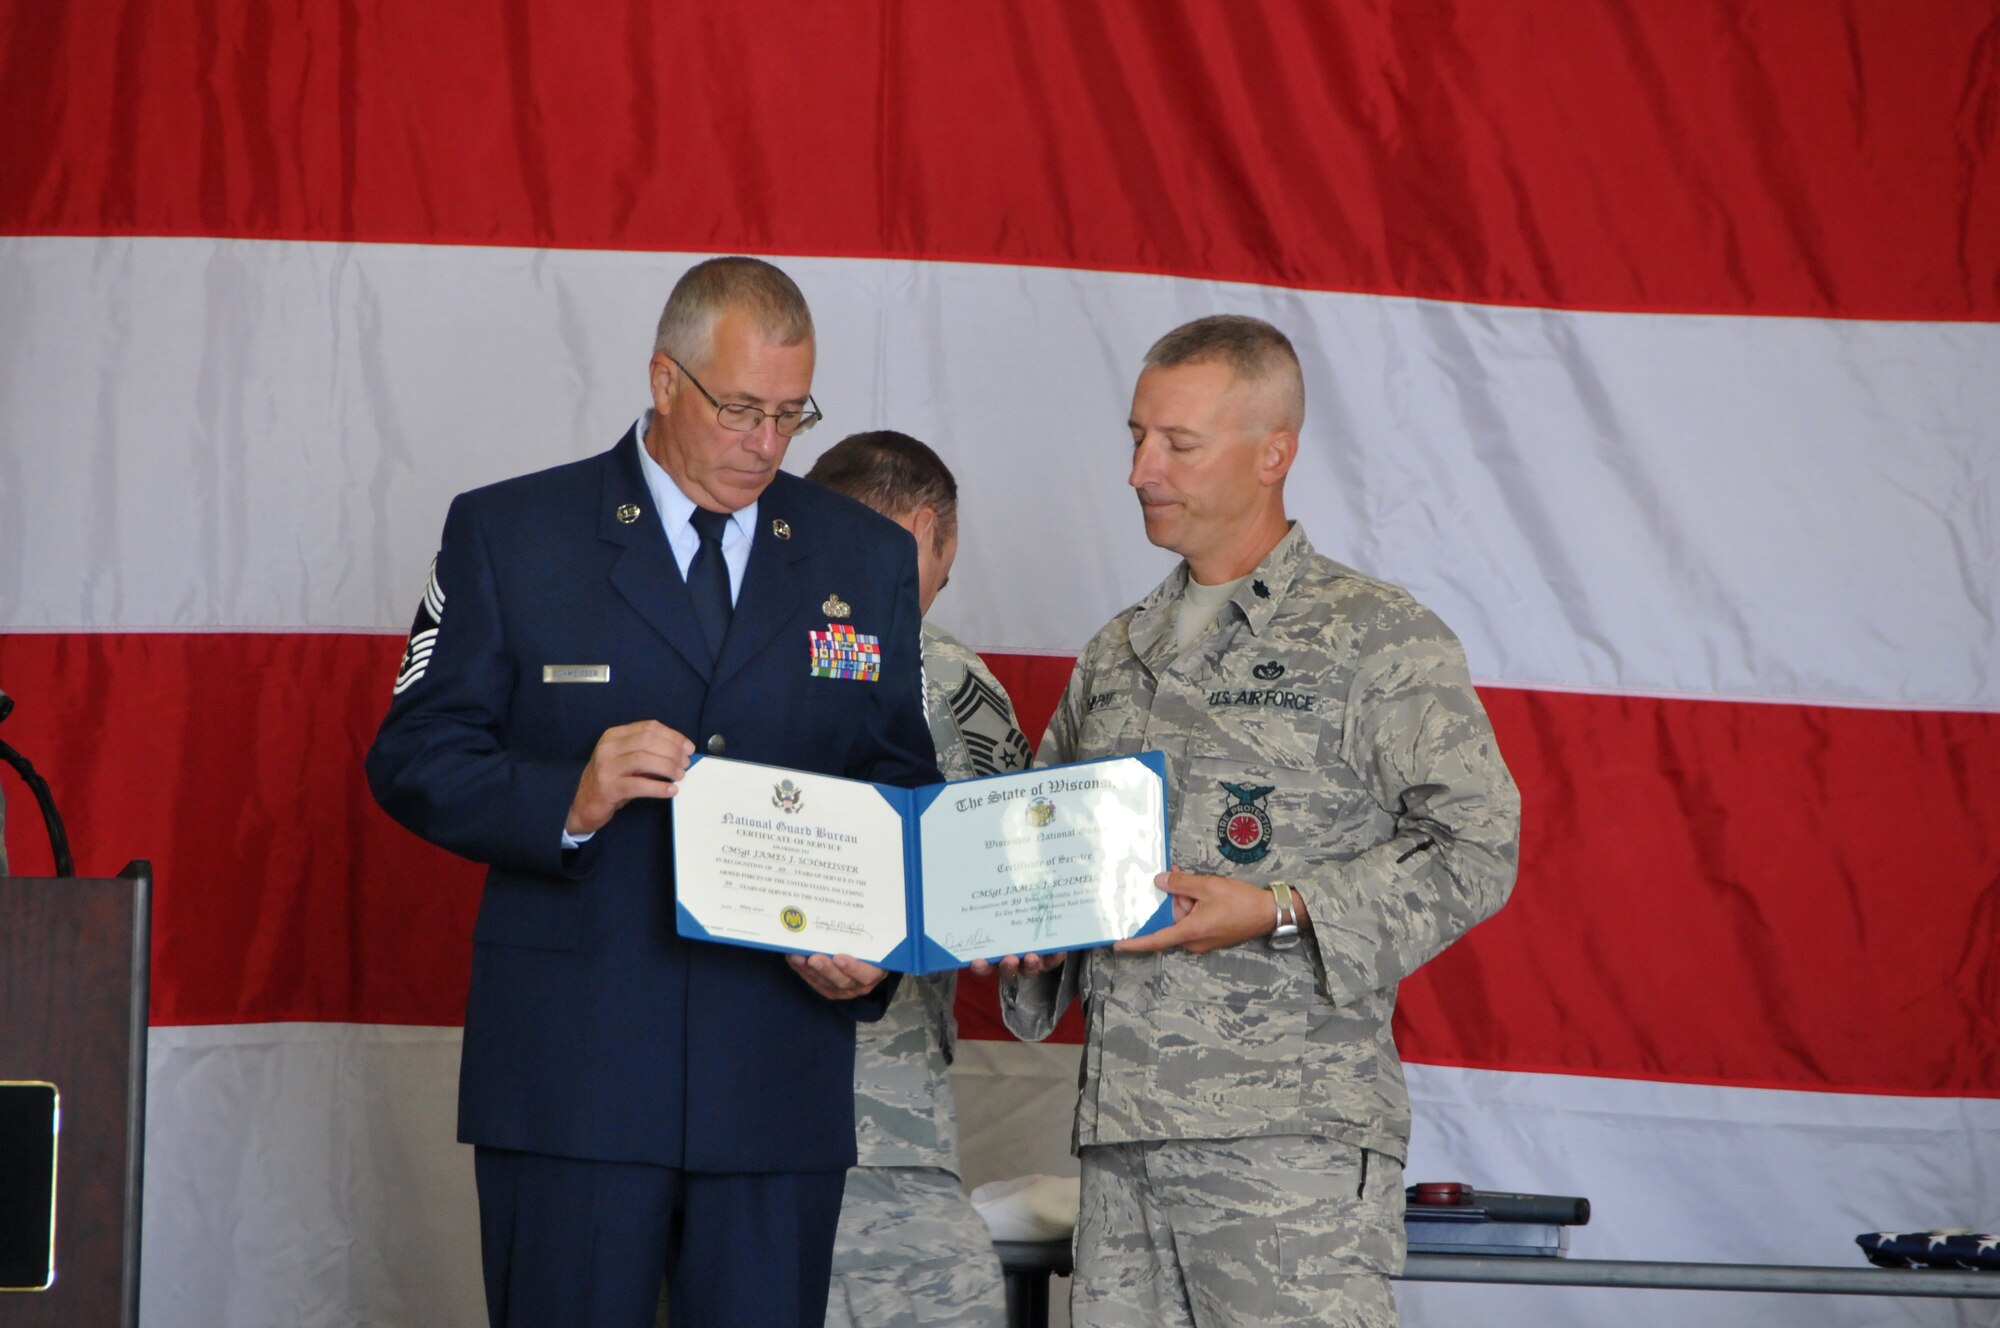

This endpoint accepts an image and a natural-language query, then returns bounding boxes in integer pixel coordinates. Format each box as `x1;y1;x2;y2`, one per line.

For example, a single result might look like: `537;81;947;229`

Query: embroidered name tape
809;623;881;681
543;664;611;683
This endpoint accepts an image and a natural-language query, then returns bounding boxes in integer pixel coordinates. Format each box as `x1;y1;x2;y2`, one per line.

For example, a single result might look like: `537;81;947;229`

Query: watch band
1268;882;1301;950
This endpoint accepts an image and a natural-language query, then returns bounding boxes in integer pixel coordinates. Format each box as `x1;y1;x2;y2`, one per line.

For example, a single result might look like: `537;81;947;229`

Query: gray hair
652;257;814;365
805;430;958;549
1143;314;1305;432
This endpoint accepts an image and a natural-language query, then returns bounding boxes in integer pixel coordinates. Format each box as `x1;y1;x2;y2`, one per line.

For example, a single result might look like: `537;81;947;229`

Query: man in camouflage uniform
993;316;1521;1327
806;432;1029;1327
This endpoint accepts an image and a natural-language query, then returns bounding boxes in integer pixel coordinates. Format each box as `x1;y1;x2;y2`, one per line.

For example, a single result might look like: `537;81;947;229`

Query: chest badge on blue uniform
822;593;851;618
809;623;881;681
1217;781;1276;863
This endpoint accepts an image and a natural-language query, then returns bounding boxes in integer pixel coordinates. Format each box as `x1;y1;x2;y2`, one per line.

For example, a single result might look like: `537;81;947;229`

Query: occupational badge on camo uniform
1217;781;1276;863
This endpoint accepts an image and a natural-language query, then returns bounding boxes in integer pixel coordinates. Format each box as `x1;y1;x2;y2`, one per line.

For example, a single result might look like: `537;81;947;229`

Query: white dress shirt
635;416;756;601
564;419;760;850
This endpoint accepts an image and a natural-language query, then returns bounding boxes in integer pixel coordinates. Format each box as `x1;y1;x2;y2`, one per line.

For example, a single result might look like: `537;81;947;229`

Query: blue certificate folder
673;751;1172;974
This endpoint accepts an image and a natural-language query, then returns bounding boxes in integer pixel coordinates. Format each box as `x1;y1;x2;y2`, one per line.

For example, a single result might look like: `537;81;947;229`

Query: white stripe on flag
139;1024;1996;1328
143;1024;482;1328
1402;1060;2000;1326
3;236;1995;710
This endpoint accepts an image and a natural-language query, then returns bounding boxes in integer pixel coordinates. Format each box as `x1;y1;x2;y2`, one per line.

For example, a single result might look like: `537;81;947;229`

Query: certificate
672;752;1170;972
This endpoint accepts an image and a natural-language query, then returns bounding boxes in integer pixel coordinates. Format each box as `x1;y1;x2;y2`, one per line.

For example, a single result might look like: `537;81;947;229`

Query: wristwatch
1267;882;1301;950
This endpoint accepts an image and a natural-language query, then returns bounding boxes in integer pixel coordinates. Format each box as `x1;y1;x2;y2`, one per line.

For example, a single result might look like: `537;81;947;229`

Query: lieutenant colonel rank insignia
809;623;882;681
1217;781;1276;864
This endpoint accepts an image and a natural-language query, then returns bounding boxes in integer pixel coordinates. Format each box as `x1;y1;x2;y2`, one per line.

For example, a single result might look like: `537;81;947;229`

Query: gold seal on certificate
672;753;1170;971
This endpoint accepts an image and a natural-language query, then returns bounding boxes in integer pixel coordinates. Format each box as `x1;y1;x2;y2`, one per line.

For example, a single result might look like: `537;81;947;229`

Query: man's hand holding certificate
672;753;1171;971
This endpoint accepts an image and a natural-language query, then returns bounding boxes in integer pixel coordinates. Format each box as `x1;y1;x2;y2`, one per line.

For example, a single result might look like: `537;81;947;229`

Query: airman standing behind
807;431;1030;1328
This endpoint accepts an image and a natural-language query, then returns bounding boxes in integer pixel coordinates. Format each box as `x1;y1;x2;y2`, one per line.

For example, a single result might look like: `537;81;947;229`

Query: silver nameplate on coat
542;665;611;683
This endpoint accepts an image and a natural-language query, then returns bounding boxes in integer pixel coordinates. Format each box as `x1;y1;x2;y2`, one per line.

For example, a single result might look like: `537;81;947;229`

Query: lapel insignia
772;518;792;540
1252;579;1270;599
615;503;642;525
822;593;851;618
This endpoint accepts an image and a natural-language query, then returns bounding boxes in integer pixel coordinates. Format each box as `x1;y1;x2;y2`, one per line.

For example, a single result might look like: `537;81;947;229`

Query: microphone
0;691;74;877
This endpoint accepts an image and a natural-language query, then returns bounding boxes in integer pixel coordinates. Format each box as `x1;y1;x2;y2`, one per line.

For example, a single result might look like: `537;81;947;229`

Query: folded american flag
1857;1232;2000;1271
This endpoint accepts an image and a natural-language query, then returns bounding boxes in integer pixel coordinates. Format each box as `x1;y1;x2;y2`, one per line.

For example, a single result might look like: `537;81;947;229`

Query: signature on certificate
942;928;994;955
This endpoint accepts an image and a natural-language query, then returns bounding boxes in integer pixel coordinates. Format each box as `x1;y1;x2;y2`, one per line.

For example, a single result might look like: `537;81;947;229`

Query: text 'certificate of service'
672;753;1170;972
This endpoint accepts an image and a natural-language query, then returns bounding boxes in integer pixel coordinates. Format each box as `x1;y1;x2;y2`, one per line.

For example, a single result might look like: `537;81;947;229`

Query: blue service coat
366;429;937;1173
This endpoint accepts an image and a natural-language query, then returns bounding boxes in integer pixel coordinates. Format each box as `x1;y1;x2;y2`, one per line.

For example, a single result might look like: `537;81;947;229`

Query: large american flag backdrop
2;5;1996;1325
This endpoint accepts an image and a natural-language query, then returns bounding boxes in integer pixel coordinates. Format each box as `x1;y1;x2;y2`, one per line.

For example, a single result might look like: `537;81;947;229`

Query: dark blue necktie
687;507;733;662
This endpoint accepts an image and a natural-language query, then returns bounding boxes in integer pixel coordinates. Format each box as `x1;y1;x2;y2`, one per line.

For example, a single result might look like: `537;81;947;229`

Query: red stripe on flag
0;632;481;1028
970;657;2000;1096
2;4;1994;320
978;653;1075;758
1406;686;2000;1098
2;633;1994;1096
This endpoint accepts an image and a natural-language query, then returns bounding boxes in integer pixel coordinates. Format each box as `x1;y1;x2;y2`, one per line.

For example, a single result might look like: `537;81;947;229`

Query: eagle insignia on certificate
772;779;804;814
809;623;881;681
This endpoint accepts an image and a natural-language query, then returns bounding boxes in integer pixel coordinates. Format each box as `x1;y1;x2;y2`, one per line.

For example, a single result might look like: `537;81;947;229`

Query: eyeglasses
669;358;822;437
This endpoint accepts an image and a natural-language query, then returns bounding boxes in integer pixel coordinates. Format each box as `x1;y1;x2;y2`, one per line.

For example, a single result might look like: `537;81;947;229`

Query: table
993;1238;2000;1328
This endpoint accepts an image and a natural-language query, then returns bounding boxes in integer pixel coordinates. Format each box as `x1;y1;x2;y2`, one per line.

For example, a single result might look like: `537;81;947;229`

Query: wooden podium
0;862;149;1327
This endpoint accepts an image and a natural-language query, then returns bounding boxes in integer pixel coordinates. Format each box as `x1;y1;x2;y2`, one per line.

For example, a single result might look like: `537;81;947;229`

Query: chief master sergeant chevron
991;314;1521;1328
366;257;938;1328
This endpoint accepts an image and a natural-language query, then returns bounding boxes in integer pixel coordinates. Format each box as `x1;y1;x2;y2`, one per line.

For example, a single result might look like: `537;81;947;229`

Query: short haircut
1143;314;1305;432
805;431;959;549
653;257;814;366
